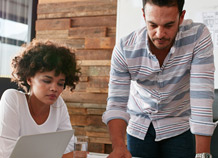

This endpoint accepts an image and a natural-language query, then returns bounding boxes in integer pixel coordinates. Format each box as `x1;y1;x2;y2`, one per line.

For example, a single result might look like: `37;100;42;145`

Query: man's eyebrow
147;21;176;26
164;21;175;25
148;21;157;25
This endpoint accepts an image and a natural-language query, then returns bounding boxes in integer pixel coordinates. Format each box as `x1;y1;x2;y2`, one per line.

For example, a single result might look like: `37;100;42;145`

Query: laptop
9;130;74;158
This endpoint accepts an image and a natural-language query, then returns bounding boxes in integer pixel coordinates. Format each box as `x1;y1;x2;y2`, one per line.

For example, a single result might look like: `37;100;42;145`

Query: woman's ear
27;77;32;86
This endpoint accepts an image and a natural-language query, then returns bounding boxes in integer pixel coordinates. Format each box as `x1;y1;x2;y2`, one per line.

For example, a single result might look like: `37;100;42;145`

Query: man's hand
62;151;74;158
107;146;132;158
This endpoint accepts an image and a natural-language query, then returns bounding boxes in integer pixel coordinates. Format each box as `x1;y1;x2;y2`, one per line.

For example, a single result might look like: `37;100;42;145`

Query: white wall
116;0;218;88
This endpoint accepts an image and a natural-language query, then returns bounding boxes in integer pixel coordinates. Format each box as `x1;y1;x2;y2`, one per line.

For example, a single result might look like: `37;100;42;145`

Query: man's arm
107;119;132;158
195;135;211;153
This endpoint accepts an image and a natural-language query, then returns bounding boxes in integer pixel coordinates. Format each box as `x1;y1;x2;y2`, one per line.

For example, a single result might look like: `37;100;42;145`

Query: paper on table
87;152;141;158
87;152;108;158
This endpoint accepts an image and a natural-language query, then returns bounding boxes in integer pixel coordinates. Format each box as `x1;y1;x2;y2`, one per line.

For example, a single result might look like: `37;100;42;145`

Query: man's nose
156;27;165;39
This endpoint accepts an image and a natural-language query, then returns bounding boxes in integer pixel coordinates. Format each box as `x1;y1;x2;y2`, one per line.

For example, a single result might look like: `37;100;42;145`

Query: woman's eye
58;83;65;87
43;80;51;83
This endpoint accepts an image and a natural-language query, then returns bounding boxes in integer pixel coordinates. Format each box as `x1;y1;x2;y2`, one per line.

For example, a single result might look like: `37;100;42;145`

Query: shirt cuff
102;110;130;125
189;118;218;136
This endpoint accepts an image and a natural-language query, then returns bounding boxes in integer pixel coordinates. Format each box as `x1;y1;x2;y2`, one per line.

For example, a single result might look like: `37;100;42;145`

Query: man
102;0;217;158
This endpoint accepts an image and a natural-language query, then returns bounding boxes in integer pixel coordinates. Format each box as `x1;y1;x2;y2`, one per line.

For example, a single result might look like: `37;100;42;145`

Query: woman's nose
50;83;58;92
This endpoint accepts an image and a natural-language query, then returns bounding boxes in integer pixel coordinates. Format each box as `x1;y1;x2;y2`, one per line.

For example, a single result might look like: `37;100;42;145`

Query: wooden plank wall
36;0;117;153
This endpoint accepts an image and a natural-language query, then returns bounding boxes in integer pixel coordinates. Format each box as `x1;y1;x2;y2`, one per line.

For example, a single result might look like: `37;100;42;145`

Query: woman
0;40;80;158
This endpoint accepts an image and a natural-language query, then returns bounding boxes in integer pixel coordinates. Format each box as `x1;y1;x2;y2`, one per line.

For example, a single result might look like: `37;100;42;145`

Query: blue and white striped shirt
102;19;217;141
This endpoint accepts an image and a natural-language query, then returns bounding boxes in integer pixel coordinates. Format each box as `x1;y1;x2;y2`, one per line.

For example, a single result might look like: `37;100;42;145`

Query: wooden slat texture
88;143;105;153
36;30;69;39
62;91;108;103
36;0;117;153
38;1;117;19
80;66;110;77
86;131;109;138
75;49;112;60
57;38;85;49
66;102;107;109
38;0;76;4
36;19;70;31
74;81;109;93
87;108;105;115
107;27;116;37
78;60;111;66
38;0;116;4
85;126;108;133
71;16;116;28
89;137;111;144
85;37;115;49
79;76;89;82
70;115;105;126
68;107;87;115
69;27;106;38
68;107;105;115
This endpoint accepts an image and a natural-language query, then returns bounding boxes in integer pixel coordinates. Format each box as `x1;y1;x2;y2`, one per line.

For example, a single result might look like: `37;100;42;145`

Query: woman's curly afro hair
11;39;80;92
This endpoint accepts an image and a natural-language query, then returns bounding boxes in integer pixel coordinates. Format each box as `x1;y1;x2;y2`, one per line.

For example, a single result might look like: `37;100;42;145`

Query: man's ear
179;10;186;25
142;8;145;20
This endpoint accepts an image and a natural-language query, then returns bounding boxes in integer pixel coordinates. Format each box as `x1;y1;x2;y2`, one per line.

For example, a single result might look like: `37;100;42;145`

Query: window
0;0;37;76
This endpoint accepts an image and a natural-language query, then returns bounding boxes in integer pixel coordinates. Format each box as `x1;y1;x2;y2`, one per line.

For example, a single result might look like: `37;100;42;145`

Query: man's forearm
195;135;211;153
108;119;128;149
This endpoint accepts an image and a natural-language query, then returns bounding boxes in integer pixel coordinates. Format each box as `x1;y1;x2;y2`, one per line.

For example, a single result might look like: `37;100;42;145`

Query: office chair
211;89;218;158
0;77;21;99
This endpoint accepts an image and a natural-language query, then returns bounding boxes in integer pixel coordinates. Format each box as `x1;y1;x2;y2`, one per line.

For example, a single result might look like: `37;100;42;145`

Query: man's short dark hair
142;0;185;15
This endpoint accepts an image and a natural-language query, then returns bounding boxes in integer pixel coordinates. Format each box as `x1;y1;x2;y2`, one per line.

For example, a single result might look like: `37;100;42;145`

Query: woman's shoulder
0;89;26;113
2;89;25;98
1;89;26;104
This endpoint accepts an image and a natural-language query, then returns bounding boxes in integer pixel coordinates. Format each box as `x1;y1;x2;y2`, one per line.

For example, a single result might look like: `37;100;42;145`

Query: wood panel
71;16;116;28
36;0;117;153
66;102;106;109
57;38;85;49
38;0;115;4
36;19;70;31
62;91;108;104
36;30;69;39
70;115;105;126
80;66;110;77
38;1;116;19
85;37;115;49
107;27;116;37
75;49;112;60
69;27;107;38
78;60;111;66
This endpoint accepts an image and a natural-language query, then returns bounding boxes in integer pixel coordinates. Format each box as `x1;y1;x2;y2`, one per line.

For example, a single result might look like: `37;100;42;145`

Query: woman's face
27;70;66;106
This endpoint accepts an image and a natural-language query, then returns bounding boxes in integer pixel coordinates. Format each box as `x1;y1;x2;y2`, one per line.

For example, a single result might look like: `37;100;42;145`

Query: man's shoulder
119;26;147;47
180;19;206;32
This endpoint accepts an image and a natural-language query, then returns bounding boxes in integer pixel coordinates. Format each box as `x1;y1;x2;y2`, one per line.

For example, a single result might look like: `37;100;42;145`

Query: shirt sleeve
57;97;74;153
189;25;218;136
0;89;21;158
102;40;131;125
